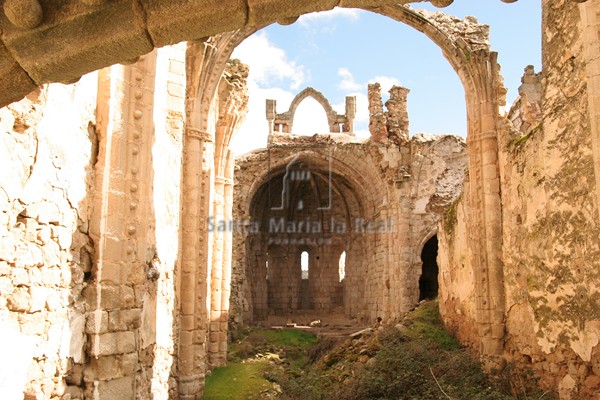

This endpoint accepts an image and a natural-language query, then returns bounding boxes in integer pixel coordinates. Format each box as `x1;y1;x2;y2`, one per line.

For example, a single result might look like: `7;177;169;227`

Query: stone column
579;0;600;220
88;52;157;399
266;99;277;136
178;127;214;398
368;83;388;143
219;152;236;364
208;176;225;368
465;62;505;360
344;96;356;134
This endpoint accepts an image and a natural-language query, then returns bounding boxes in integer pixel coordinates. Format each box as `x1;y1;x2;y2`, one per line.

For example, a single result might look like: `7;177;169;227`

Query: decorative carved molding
186;127;214;143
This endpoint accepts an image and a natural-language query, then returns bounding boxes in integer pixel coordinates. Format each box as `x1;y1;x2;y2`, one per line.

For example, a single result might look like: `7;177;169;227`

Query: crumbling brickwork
0;77;98;399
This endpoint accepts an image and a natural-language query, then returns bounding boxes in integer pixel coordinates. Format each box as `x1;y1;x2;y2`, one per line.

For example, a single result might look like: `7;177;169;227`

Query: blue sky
231;1;542;155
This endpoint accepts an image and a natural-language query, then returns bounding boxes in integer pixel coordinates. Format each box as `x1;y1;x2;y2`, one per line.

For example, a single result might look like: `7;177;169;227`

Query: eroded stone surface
439;2;600;398
0;75;98;399
230;87;467;327
0;2;599;399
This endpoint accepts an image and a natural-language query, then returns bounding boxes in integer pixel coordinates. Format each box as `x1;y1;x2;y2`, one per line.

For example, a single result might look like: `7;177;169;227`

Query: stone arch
287;87;338;133
0;1;464;108
180;4;506;364
239;147;389;321
243;149;391;229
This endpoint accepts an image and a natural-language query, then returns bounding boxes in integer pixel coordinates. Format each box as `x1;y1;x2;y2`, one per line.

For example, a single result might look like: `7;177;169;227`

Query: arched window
292;98;330;135
338;251;346;282
301;251;309;280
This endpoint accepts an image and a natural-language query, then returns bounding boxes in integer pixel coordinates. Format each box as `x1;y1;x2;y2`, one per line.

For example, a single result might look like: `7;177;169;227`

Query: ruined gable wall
230;133;466;328
0;76;98;399
438;1;600;398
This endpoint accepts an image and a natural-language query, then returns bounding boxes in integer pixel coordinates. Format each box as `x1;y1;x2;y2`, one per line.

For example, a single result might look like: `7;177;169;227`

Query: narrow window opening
338;251;346;282
300;251;311;310
265;259;269;280
301;251;309;280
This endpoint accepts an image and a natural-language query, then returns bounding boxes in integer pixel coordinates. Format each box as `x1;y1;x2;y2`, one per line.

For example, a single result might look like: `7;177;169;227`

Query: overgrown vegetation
442;194;461;236
203;328;317;400
506;123;541;152
203;302;555;400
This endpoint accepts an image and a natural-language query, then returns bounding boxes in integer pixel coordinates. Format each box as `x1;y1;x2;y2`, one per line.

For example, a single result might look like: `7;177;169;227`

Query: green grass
279;301;556;400
203;362;270;400
204;303;555;400
203;328;318;399
257;328;319;348
403;301;462;351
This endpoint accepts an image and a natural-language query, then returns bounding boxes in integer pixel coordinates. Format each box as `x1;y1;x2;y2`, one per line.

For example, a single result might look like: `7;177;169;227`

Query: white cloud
231;31;312;155
369;76;402;95
232;31;306;90
298;7;360;27
338;67;362;92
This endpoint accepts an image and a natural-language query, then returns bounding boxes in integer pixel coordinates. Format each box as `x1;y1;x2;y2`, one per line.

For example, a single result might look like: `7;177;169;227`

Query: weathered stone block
247;0;338;26
66;364;84;386
29;286;48;312
108;309;142;331
96;376;134;400
0;41;36;106
64;385;84;400
89;331;136;357
87;353;138;381
145;0;247;48
0;1;153;85
86;310;109;335
88;284;135;310
7;285;31;311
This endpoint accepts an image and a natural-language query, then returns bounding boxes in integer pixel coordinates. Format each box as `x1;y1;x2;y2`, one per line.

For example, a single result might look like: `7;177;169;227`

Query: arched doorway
419;236;439;301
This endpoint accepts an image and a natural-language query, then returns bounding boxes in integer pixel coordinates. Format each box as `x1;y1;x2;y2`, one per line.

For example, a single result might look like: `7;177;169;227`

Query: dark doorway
419;236;439;301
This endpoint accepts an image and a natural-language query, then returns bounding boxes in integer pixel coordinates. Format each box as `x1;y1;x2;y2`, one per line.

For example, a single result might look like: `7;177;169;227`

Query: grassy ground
203;328;317;400
203;362;271;400
203;302;555;400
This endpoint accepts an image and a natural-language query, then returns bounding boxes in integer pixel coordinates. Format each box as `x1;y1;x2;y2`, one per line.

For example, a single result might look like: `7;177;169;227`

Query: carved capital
186;128;214;143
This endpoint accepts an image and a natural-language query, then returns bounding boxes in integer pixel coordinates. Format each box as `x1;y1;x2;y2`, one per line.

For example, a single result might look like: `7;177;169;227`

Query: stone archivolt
1;1;600;400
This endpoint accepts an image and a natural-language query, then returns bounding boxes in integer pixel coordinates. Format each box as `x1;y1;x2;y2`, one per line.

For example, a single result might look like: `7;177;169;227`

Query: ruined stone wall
438;2;600;398
231;131;466;328
0;77;98;399
85;48;188;400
